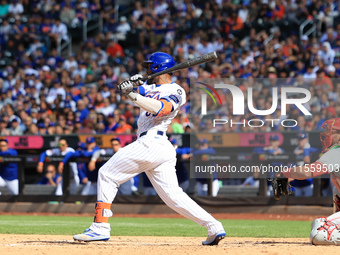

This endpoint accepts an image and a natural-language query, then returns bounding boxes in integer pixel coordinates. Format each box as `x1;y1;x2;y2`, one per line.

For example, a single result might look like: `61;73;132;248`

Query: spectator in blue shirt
38;164;60;186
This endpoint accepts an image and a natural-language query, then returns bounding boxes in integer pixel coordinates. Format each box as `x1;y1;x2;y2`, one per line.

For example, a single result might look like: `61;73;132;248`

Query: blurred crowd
0;0;339;135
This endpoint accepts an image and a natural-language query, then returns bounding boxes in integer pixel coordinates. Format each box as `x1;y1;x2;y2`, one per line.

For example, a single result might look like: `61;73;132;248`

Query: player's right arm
88;149;105;171
37;149;54;173
58;151;81;174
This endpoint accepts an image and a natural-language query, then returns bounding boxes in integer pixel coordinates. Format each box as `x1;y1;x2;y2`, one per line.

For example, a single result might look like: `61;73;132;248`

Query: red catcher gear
320;118;340;152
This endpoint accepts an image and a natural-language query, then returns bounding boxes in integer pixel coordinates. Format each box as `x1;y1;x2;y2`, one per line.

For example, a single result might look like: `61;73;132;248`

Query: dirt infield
1;213;338;254
1;234;340;255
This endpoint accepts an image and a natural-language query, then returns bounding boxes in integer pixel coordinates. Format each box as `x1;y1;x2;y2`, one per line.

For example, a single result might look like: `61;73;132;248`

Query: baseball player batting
272;118;340;245
73;52;226;245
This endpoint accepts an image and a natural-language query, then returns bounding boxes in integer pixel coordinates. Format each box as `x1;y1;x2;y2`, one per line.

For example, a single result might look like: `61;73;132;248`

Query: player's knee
310;217;340;245
98;166;109;180
160;187;186;204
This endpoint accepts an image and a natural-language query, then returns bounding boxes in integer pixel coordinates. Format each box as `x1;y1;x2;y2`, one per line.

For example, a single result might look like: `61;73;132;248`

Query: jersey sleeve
318;148;340;173
160;86;186;111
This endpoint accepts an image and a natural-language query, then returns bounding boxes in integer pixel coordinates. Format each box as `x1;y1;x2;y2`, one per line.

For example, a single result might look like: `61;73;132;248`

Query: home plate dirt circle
1;234;340;255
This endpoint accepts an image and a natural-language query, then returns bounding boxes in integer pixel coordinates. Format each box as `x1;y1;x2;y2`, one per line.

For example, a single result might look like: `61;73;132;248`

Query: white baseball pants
0;176;18;195
90;134;224;236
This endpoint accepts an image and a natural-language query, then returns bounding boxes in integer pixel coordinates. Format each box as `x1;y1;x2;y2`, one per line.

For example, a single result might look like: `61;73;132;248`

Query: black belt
139;131;164;137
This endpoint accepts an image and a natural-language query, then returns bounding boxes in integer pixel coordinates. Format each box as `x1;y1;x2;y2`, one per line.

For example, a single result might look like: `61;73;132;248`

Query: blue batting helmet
142;52;175;73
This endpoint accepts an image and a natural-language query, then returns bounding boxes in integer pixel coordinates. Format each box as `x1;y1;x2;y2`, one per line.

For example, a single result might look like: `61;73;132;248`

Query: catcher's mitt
269;174;291;200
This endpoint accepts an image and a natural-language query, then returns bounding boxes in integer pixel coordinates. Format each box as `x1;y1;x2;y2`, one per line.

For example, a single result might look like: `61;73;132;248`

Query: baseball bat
140;51;218;82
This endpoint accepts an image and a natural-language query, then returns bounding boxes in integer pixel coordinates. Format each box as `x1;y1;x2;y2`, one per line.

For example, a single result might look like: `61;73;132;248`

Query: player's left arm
282;149;339;179
129;88;184;116
155;87;185;117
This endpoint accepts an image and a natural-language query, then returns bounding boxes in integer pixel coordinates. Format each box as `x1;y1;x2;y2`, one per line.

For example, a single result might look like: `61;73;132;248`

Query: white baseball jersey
88;81;225;238
137;82;186;137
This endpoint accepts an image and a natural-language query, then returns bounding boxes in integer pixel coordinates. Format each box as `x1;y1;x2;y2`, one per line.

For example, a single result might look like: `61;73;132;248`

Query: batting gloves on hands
117;80;134;95
130;74;143;87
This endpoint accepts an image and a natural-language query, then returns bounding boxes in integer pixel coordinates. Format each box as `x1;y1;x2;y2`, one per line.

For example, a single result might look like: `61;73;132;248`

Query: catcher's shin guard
310;217;340;245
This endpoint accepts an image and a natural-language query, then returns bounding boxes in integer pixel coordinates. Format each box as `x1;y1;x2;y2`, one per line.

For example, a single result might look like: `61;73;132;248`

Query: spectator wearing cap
73;117;82;132
0;137;19;195
318;42;335;66
264;135;284;155
46;79;66;104
327;65;337;78
47;122;56;135
9;117;23;135
115;16;131;41
290;132;320;197
192;138;220;197
62;136;100;195
300;35;310;50
38;139;79;196
37;122;47;135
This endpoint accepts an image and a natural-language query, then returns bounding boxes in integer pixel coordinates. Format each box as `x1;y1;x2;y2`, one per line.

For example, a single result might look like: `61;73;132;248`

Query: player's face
270;140;279;148
0;141;8;152
46;166;56;175
58;140;67;151
111;141;121;153
86;142;96;151
298;138;307;147
146;63;153;75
